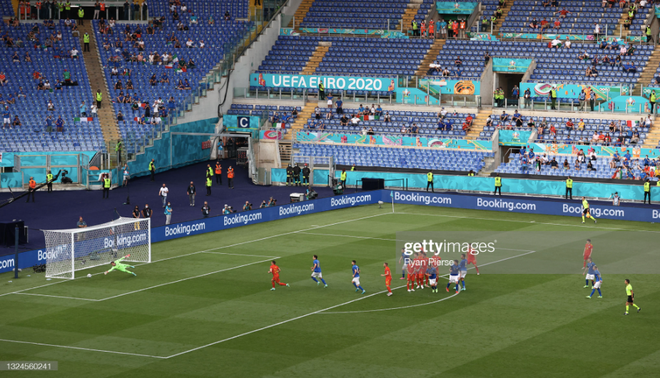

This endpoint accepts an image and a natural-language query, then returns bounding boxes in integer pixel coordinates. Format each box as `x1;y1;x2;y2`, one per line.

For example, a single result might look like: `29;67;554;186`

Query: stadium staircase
301;43;331;75
279;103;316;165
642;125;660;149
615;11;631;38
415;39;445;76
466;109;490;138
634;47;660;95
289;0;314;29
78;24;121;155
401;1;422;34
492;0;512;35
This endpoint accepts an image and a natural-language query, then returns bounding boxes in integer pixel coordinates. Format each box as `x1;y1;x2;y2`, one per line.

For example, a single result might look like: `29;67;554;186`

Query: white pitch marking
0;338;166;359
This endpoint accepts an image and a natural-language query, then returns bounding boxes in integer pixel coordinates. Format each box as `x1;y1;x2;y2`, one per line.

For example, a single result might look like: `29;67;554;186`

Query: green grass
0;204;658;377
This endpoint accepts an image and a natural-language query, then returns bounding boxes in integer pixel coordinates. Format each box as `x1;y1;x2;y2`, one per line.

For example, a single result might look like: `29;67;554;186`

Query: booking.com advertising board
250;73;397;92
0;192;379;274
2;190;659;274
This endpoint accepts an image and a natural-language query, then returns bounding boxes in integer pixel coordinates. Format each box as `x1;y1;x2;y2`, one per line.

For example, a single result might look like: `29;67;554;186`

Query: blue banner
499;130;532;145
436;1;477;14
492;58;532;73
389;190;659;222
250;73;397;92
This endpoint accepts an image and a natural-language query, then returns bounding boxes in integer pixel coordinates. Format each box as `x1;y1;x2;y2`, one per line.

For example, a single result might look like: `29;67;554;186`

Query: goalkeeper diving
104;254;137;276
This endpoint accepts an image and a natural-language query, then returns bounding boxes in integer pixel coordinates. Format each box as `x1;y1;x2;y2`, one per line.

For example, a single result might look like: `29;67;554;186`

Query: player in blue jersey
398;248;408;279
426;266;438;293
587;266;602;299
351;260;365;294
310;254;328;288
458;254;468;291
446;260;460;294
583;258;596;288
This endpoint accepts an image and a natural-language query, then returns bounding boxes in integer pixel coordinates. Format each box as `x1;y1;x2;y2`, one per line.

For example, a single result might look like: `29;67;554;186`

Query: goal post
43;217;151;279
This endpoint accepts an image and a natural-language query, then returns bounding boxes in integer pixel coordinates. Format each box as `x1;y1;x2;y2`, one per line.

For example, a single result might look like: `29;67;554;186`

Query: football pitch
1;204;658;377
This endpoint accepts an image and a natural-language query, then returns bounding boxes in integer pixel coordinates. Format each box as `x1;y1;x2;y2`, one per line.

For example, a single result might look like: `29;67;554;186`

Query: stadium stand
295;143;494;171
299;0;409;29
257;36;433;77
495;151;659;180
0;0;14;17
0;21;106;153
500;0;621;34
300;106;473;137
485;113;648;145
425;39;652;85
93;2;253;154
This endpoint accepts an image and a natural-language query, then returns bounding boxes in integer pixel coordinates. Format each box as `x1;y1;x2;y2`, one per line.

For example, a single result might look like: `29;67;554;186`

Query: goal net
43;217;151;279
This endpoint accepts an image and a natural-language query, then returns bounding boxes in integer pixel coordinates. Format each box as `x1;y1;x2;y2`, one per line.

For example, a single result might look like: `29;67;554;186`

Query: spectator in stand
523;87;532;109
2;106;10;128
555;7;571;18
529;18;538;29
551;36;562;48
512;85;519;103
553;19;561;30
512;110;523;128
623;61;637;73
540;18;549;31
500;111;509;122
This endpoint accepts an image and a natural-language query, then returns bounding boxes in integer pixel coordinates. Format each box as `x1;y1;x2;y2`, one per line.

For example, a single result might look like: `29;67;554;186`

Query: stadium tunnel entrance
495;73;524;108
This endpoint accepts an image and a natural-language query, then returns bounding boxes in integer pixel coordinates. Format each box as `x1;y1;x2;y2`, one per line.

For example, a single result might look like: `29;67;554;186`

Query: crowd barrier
2;189;657;274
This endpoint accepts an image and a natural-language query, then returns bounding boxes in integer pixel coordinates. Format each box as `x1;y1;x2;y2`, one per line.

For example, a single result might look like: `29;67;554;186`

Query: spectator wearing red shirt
554;19;561;30
540;18;549;31
555;8;571;18
550;124;557;135
465;114;473;127
566;119;574;131
0;72;6;86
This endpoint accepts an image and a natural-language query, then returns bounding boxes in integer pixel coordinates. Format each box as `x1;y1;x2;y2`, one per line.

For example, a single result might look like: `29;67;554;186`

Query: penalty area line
0;338;166;359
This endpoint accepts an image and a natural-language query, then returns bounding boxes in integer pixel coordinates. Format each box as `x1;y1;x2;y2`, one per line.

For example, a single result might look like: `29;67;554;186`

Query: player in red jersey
467;248;480;275
381;262;393;296
583;239;593;268
268;260;290;291
406;261;416;292
422;252;430;287
416;253;426;289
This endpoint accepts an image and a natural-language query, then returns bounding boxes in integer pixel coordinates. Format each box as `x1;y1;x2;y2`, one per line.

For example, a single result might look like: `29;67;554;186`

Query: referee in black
286;164;294;186
302;164;311;186
293;164;301;186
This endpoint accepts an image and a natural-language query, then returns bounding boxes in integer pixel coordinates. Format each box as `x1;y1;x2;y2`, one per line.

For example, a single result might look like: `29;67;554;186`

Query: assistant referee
624;279;641;315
